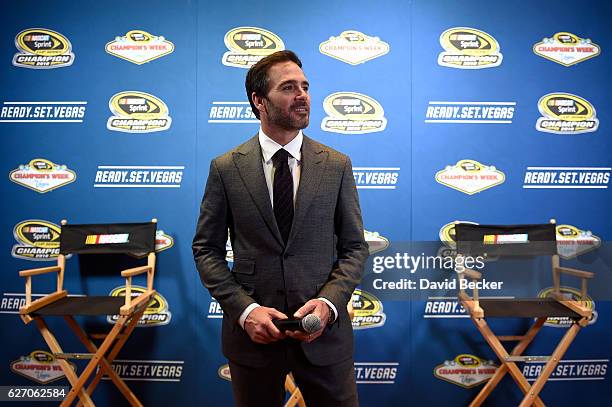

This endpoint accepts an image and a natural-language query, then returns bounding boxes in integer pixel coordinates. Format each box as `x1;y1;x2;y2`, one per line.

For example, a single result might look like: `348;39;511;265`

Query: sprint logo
94;165;184;188
11;220;65;261
425;101;515;124
438;27;502;69
523;167;609;189
107;91;171;133
536;93;598;134
351;289;386;330
13;28;74;69
222;27;284;68
321;92;387;134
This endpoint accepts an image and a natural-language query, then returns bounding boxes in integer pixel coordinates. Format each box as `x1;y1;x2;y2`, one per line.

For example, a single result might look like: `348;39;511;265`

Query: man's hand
285;299;330;343
244;306;287;344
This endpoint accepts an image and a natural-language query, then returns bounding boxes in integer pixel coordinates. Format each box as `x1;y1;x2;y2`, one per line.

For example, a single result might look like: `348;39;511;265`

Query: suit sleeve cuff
318;297;338;323
238;303;260;329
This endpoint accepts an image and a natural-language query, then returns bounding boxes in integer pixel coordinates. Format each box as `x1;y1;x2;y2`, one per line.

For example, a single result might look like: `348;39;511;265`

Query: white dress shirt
238;129;338;329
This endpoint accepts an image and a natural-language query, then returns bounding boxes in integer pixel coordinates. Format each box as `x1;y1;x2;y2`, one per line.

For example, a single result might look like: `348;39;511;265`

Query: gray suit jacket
192;134;368;367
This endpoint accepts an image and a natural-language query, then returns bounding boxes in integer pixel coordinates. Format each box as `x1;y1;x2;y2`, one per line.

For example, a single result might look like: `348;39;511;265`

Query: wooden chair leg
284;373;306;407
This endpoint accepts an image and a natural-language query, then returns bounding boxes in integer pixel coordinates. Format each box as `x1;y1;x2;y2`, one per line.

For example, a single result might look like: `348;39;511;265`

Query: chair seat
479;298;582;318
31;296;124;316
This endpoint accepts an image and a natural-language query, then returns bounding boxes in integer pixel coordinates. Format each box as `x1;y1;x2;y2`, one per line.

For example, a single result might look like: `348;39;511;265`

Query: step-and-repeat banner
1;0;610;405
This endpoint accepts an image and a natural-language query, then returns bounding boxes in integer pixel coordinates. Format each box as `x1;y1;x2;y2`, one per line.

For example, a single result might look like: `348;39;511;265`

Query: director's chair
19;220;158;407
454;220;594;407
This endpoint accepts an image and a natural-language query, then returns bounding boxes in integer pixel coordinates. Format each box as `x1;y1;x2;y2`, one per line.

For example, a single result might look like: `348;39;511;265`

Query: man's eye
282;85;293;91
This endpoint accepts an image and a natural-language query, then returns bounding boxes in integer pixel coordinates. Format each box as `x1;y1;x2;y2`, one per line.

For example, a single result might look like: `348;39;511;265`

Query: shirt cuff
317;297;338;323
238;303;260;329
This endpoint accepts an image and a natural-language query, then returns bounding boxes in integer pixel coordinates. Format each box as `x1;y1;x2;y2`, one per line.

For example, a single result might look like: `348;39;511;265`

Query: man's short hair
245;50;302;119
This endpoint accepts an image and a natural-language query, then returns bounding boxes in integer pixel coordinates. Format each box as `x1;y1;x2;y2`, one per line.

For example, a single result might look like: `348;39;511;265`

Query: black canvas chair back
60;222;156;255
455;223;556;257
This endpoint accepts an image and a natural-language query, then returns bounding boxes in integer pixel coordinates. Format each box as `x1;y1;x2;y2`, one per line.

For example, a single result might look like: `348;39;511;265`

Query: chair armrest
461;268;482;280
121;266;151;277
120;289;155;316
19;266;61;277
555;267;594;279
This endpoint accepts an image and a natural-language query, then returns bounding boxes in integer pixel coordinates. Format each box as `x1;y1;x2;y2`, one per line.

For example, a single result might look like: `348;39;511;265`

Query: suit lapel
232;136;284;247
286;135;327;250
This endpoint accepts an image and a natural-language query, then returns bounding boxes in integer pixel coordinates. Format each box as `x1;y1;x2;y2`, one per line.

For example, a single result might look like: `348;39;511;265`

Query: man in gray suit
193;50;368;406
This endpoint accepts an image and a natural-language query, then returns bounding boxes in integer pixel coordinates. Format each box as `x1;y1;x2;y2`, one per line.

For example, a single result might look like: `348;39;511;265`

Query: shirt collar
258;128;303;163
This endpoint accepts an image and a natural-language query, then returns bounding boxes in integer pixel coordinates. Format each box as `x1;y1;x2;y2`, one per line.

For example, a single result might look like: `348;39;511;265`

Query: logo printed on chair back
85;233;129;245
351;289;386;330
438;27;502;69
13;28;74;69
221;27;284;68
556;224;601;259
436;160;505;195
319;30;389;65
12;220;70;261
107;286;171;326
106;30;174;64
434;354;498;388
533;32;600;66
9;158;76;193
106;91;172;133
11;350;75;384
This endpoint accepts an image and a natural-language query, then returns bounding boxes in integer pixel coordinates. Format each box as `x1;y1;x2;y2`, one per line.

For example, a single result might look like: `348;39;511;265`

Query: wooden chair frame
19;219;158;407
456;220;594;407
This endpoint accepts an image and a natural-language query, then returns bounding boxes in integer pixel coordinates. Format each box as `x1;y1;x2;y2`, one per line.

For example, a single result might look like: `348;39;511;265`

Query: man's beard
264;99;309;131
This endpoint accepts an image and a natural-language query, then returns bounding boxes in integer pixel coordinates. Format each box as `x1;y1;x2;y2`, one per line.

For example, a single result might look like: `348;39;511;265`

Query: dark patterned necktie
272;148;294;244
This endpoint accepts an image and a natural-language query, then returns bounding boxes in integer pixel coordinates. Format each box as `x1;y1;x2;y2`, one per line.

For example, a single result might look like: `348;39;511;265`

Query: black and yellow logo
12;220;64;261
222;27;284;68
13;28;74;69
107;286;171;326
106;91;172;133
556;224;601;259
536;93;598;134
351;289;386;330
538;286;596;327
321;92;387;134
438;27;502;69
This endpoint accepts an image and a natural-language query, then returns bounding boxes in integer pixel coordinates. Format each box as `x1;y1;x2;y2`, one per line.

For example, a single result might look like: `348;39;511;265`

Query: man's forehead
268;61;308;85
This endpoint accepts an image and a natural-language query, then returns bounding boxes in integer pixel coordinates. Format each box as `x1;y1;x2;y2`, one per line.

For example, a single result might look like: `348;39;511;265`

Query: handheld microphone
273;314;321;333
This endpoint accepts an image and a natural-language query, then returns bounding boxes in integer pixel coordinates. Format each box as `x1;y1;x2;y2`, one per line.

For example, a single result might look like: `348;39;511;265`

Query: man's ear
252;92;266;116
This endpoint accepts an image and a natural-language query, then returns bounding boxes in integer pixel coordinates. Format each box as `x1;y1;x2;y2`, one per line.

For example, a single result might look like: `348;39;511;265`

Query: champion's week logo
538;287;597;328
107;91;172;133
12;28;74;69
101;360;183;382
556;224;601;259
523;359;608;382
438;27;502;69
208;101;258;123
436;160;505;195
536;93;598;134
533;32;600;67
523;166;610;189
106;30;174;64
353;167;399;189
222;27;284;68
354;362;399;384
434;354;498;388
107;286;172;327
351;289;386;330
425;101;515;124
321;92;387;134
9;158;76;193
11;351;75;384
94;165;184;188
0;101;86;123
364;230;390;255
12;220;68;261
319;30;389;65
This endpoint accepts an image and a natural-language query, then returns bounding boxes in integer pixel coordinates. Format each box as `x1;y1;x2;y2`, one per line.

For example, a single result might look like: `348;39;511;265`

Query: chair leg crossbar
468;316;585;407
32;305;147;407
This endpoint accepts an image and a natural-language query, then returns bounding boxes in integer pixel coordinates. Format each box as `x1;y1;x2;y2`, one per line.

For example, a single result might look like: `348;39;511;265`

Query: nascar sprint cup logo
536;93;598;134
106;30;174;64
9;158;76;193
319;30;389;65
533;32;600;67
538;286;597;328
436;160;505;195
438;27;502;69
222;27;284;68
13;28;74;69
107;91;172;133
107;286;171;327
321;92;387;134
351;289;386;330
12;220;67;261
